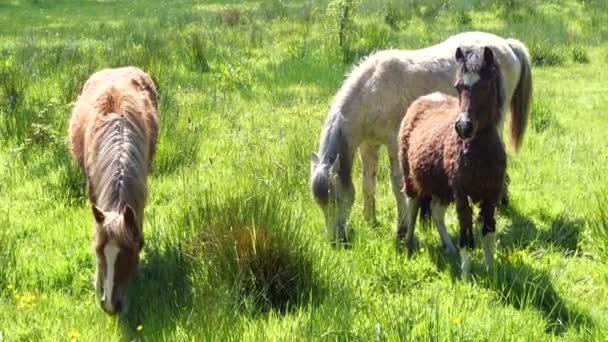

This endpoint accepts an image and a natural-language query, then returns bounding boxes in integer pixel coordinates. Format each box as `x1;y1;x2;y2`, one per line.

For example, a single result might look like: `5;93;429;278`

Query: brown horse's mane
87;87;150;248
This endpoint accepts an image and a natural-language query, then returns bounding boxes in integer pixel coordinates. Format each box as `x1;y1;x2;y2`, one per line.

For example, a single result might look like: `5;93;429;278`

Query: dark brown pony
69;67;159;314
398;46;516;280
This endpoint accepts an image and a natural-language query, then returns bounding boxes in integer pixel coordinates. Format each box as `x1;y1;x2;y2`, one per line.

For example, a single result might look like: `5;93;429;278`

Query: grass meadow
1;0;608;340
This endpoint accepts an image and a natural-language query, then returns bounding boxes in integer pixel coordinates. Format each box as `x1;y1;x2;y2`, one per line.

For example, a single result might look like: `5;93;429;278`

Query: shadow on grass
478;259;595;336
429;250;594;335
423;204;593;336
499;205;582;254
119;241;194;339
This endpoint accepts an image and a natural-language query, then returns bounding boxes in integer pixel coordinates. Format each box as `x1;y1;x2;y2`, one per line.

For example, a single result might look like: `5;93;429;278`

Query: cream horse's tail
506;39;532;152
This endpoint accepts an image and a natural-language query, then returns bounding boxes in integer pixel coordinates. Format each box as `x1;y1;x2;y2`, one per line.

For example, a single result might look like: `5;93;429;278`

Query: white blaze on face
103;239;120;312
463;72;480;86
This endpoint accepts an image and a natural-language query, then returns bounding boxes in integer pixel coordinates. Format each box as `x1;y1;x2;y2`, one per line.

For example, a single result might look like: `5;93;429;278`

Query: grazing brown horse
69;67;159;314
398;46;519;280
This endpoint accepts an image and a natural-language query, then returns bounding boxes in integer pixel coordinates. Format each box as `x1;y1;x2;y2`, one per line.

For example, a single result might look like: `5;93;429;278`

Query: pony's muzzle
455;114;474;140
100;294;123;315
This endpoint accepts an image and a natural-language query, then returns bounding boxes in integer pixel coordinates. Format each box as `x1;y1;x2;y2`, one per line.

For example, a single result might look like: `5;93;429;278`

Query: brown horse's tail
418;196;432;230
506;39;533;152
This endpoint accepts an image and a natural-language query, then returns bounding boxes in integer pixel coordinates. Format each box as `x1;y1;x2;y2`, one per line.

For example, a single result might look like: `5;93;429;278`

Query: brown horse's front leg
480;201;497;271
456;194;473;280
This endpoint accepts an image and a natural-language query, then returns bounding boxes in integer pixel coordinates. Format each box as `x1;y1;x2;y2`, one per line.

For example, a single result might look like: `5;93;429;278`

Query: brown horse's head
454;46;505;141
93;205;143;315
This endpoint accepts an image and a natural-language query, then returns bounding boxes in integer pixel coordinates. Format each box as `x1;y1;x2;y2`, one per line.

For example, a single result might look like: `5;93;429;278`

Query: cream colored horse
310;31;532;244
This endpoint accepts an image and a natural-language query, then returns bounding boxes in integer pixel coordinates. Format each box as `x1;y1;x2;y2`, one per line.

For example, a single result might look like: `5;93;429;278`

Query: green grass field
1;0;608;340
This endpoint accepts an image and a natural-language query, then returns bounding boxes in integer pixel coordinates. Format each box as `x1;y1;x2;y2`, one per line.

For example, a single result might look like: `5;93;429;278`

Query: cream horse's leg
360;142;380;222
387;139;407;234
430;197;457;254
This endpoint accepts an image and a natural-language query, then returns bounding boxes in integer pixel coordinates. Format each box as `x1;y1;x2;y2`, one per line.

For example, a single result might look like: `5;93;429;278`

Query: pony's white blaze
463;72;480;86
103;239;120;312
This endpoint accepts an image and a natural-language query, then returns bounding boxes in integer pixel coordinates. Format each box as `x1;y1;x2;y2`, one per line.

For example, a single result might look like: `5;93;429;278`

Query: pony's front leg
360;143;380;222
456;194;474;281
480;201;497;270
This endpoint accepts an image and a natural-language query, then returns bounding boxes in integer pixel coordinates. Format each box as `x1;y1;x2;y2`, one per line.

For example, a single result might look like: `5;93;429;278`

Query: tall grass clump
530;99;557;133
153;91;201;175
186;33;211;73
496;0;537;24
0;227;16;291
48;144;86;205
591;194;608;263
0;56;27;140
328;0;357;63
567;45;590;64
181;190;319;313
529;41;566;66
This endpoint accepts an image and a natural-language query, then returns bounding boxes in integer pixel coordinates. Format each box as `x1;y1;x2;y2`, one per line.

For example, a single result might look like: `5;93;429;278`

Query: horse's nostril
456;120;474;138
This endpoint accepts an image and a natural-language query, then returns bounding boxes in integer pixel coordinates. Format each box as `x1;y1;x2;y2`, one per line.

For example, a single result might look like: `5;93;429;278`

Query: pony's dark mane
312;116;353;205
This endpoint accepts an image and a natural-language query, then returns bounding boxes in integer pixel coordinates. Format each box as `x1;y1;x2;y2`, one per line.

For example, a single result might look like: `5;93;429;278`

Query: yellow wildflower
453;316;461;324
137;325;143;332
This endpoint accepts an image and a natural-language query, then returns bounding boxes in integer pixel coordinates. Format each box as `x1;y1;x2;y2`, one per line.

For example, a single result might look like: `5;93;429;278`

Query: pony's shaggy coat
69;66;158;313
398;47;507;278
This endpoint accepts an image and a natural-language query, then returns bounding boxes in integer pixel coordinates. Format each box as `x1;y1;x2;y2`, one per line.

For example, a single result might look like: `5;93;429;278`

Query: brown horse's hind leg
456;194;474;280
479;201;497;270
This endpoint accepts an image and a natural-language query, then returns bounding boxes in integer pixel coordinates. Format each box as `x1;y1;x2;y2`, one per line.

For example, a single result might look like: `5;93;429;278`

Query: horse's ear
124;205;143;250
329;154;341;176
92;205;105;224
124;205;137;228
455;47;464;63
311;153;319;166
483;47;494;64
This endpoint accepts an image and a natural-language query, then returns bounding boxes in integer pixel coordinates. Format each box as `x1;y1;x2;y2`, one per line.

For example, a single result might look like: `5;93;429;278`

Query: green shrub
529;41;566;66
531;99;556;133
182;191;319;313
568;45;590;64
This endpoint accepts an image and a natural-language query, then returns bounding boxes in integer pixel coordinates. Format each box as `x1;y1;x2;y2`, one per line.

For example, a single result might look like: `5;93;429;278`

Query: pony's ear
329;154;341;176
311;153;319;166
455;47;464;63
124;205;143;250
483;47;494;65
92;205;105;224
124;205;137;228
